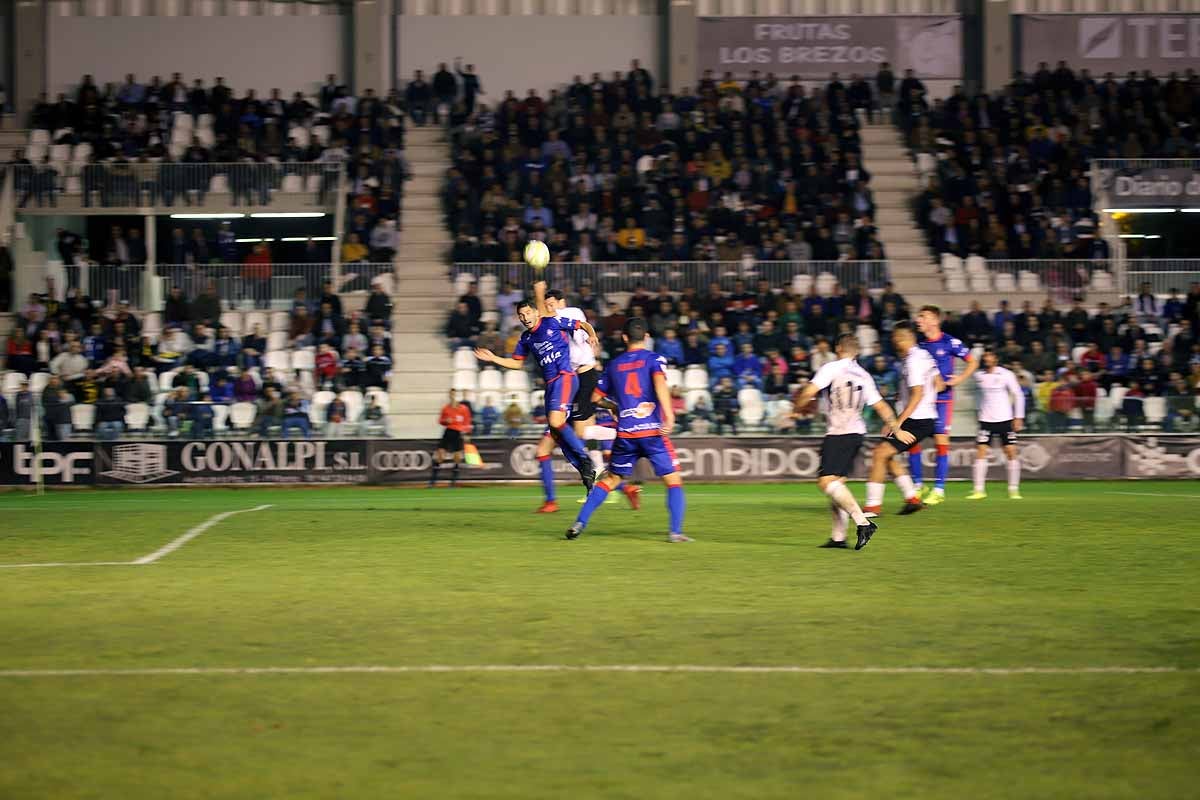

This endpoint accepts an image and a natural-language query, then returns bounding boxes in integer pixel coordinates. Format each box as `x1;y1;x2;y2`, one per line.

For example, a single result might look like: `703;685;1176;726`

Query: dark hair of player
515;298;536;312
835;333;858;351
545;289;565;302
623;317;648;342
893;320;915;334
919;304;942;317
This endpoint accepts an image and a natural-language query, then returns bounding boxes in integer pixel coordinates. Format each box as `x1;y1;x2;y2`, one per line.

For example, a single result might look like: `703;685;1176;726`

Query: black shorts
438;429;465;453
976;421;1017;447
885;417;936;454
819;433;864;478
569;367;600;422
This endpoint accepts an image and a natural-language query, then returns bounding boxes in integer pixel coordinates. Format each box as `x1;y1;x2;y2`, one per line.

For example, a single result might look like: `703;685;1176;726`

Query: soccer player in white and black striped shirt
792;334;911;551
968;350;1026;500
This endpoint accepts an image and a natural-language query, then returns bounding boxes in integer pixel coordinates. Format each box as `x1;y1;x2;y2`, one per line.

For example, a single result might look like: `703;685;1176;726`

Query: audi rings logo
372;450;433;471
510;443;541;477
1020;442;1052;473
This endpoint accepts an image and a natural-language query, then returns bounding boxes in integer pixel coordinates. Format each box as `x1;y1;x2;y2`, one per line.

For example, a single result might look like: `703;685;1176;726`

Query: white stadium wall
46;15;347;99
396;14;660;100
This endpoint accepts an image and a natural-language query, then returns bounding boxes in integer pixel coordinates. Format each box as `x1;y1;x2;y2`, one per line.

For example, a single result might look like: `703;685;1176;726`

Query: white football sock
583;425;617;442
830;502;849;542
589;448;606;472
823;479;869;526
894;473;917;500
1007;458;1021;492
865;481;885;508
973;458;988;493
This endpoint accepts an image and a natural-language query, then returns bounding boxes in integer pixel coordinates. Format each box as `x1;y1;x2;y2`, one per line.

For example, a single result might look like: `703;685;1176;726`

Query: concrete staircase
859;125;941;305
386;125;454;438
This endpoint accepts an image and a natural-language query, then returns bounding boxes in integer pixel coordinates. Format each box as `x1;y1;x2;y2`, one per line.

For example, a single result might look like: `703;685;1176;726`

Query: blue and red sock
574;483;612;529
935;444;950;490
908;447;924;487
666;484;685;535
551;424;589;470
537;455;556;502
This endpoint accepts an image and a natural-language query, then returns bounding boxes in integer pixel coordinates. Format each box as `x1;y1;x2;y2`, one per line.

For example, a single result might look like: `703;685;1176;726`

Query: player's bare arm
533;280;551;316
653;372;675;434
945;353;978;388
473;348;524;370
872;400;914;444
576;319;600;352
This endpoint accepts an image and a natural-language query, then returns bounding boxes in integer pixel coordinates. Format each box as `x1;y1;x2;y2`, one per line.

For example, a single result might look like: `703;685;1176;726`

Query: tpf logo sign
8;444;93;484
1079;17;1122;59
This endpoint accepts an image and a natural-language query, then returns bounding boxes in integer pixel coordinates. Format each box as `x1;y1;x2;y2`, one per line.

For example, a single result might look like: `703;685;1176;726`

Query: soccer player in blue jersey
912;304;977;505
566;318;689;543
475;299;598;490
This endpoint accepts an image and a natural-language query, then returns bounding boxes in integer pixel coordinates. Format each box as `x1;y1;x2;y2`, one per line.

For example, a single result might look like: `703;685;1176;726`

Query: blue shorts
545;372;577;415
608;434;680;478
934;399;954;435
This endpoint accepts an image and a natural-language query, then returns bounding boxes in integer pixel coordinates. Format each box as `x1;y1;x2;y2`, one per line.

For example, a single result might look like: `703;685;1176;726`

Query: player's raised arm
576;318;600;351
533;280;552;317
474;347;525;370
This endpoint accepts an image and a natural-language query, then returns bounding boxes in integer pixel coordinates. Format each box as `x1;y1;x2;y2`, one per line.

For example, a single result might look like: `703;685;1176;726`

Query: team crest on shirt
621;402;658;419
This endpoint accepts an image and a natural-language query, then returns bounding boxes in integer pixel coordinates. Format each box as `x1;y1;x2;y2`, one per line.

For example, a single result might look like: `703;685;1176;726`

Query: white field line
0;505;272;569
0;664;1191;678
1107;491;1200;499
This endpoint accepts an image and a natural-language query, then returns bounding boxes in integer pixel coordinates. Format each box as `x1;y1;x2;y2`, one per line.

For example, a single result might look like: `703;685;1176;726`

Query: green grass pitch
1;481;1198;799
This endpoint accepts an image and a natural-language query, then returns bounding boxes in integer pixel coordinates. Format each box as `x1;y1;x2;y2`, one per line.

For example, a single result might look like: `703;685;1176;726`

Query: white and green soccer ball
523;240;550;270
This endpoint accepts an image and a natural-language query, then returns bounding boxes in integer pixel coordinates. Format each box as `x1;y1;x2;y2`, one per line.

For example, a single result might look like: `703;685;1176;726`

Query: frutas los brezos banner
696;16;962;81
1019;15;1200;75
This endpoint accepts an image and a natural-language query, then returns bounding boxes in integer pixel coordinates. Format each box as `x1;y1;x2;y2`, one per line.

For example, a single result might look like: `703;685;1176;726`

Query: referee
429;389;472;488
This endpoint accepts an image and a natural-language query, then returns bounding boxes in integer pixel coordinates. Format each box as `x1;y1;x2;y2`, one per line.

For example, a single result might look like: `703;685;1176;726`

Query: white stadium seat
478;369;503;391
229;402;257;430
267;330;289;352
684;389;711;412
664;367;683;390
269;311;290;332
31;372;52;395
70;403;95;432
244;311;268;332
338;391;364;424
212;404;231;435
220;311;243;336
453;369;479;391
264;350;291;373
310;390;336;425
453;348;478;371
124;403;151;431
291;349;316;372
503;369;531;392
683;366;709;390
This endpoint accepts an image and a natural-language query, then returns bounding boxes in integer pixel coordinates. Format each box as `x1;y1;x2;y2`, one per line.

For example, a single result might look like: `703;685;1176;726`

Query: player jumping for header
566;318;689;543
912;304;977;505
792;333;912;550
475;299;598;491
532;280;640;513
968;349;1026;500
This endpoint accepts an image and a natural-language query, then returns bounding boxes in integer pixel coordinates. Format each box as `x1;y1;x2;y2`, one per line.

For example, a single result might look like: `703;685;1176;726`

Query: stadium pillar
353;0;393;97
982;0;1013;93
143;215;161;313
13;0;47;122
666;0;697;94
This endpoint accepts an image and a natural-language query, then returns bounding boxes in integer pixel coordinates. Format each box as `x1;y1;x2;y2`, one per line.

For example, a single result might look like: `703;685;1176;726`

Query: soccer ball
524;240;550;270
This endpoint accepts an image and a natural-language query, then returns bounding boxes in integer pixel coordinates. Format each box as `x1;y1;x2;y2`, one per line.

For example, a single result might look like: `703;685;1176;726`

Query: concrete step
870;174;922;192
890;275;943;292
403;196;442;211
397;241;449;260
409;161;445;178
404;209;442;225
407;175;442;193
395;277;453;293
861;127;905;145
385;413;442;438
404;143;446;161
864;162;916;177
406;127;446;145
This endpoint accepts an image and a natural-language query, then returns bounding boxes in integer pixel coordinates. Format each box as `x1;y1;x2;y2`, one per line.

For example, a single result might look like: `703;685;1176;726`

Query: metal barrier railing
58;262;395;310
7;161;343;210
450;260;891;296
1123;260;1200;296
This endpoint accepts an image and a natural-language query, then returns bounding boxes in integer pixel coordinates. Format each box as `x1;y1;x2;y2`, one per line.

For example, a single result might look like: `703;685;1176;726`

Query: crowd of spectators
1;280;396;440
443;63;886;266
448;275;1200;435
909;63;1200;260
14;72;408;270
